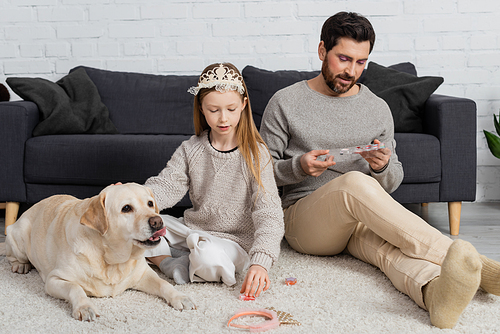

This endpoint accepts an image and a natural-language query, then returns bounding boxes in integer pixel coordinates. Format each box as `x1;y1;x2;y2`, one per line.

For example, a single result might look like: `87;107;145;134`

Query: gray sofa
0;63;477;235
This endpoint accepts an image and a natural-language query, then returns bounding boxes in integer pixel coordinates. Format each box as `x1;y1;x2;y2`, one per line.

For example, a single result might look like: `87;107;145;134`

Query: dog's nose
148;216;163;230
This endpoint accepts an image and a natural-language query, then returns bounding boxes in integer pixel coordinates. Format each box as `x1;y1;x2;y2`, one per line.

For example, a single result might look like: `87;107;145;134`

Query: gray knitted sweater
145;130;285;271
260;81;404;209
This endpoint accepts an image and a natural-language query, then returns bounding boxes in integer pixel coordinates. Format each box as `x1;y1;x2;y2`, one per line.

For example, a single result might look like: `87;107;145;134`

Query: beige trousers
283;171;453;309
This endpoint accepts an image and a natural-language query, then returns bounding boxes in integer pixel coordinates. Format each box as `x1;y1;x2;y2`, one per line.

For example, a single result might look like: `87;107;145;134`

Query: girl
144;63;284;297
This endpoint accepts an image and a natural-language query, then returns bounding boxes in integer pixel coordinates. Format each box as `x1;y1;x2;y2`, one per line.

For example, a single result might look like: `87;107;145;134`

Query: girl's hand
240;265;270;297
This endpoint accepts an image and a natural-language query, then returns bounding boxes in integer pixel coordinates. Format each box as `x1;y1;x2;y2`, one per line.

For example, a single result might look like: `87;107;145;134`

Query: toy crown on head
188;63;245;96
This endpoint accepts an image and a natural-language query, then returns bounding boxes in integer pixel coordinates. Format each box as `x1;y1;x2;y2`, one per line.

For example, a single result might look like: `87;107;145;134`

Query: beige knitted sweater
145;130;285;271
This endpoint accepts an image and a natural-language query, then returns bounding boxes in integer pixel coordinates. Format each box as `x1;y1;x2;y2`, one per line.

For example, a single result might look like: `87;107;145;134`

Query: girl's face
200;90;247;143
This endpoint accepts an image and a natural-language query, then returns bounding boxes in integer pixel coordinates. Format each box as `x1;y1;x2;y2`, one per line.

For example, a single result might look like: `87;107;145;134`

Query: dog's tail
0;242;6;256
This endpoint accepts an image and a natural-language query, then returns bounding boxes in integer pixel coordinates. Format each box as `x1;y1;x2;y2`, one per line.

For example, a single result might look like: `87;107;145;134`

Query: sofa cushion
6;68;118;137
24;134;191;186
358;62;417;83
390;182;440;204
394;132;441;183
243;63;419;129
72;66;198;135
242;66;319;128
362;62;444;133
25;183;192;208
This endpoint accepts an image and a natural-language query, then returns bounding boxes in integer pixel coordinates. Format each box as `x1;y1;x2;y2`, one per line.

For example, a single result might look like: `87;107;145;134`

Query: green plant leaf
484;130;500;159
494;114;500;136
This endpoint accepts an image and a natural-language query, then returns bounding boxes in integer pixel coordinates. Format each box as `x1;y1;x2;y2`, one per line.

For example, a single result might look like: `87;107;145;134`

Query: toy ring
227;308;279;332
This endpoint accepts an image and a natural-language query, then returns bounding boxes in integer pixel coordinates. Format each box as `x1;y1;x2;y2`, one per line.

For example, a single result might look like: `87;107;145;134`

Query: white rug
1;240;499;334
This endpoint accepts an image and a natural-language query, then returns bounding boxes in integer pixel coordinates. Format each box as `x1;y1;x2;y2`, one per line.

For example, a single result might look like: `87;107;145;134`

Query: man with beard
260;11;500;329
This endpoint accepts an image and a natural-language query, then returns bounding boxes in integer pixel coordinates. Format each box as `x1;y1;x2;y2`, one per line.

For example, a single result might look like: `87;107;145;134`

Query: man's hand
359;139;391;172
300;150;335;177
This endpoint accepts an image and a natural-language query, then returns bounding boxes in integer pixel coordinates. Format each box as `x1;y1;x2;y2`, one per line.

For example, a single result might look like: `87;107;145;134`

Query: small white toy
328;143;386;162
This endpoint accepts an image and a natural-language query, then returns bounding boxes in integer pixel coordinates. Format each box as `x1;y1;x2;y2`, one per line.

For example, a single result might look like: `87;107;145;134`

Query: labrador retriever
4;183;196;321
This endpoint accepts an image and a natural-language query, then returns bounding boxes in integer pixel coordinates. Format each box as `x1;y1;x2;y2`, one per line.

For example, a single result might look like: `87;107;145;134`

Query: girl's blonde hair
193;63;270;191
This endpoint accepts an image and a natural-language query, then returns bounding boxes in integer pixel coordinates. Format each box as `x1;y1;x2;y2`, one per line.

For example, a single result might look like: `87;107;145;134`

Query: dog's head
80;183;166;257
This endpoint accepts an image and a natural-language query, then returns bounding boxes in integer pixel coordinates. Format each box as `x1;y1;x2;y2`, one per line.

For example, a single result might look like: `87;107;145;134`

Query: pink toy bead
239;294;256;301
285;277;297;285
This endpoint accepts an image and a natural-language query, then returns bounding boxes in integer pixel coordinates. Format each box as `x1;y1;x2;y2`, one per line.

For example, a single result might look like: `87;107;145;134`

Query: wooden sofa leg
448;201;461;236
4;202;20;235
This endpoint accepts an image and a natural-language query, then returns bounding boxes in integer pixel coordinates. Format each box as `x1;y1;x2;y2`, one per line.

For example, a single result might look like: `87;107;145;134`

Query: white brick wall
1;0;500;201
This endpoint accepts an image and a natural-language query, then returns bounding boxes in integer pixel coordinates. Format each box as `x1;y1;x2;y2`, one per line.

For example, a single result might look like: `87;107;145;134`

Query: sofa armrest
0;101;39;202
422;94;477;202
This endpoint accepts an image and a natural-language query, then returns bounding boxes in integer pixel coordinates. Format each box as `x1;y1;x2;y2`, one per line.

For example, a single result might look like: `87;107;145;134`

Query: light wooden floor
404;202;500;261
2;202;500;260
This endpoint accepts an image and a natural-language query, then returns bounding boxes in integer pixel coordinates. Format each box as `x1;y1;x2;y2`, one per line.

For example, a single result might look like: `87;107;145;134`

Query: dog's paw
73;304;100;322
169;292;196;311
11;261;32;274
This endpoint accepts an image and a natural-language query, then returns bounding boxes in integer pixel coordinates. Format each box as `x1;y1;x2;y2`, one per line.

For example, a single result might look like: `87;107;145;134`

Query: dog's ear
146;187;160;214
80;192;109;235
